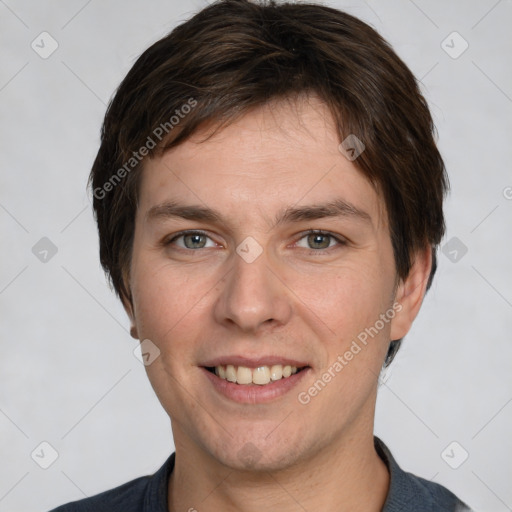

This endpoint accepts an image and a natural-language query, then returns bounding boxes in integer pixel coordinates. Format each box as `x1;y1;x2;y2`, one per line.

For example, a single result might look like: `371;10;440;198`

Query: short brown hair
89;0;448;365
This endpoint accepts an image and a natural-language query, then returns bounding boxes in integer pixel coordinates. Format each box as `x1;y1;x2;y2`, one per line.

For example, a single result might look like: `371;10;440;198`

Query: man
50;0;471;510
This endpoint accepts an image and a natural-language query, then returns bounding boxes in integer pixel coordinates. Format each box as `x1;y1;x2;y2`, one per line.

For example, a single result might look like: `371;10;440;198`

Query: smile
202;356;311;403
208;364;303;385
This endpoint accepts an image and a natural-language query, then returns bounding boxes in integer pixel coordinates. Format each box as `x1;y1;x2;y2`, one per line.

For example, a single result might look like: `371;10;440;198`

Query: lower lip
201;367;310;404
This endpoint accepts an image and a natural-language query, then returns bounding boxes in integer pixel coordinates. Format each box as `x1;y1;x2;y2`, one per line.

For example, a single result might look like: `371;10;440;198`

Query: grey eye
307;233;332;249
182;233;208;249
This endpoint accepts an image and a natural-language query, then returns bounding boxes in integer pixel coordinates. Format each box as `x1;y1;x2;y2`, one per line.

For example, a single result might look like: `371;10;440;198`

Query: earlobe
130;324;139;339
390;246;433;341
121;292;139;340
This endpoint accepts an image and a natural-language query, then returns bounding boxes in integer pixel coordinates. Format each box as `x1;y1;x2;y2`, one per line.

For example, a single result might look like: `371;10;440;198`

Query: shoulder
399;471;471;511
47;454;174;512
374;437;472;512
48;476;150;512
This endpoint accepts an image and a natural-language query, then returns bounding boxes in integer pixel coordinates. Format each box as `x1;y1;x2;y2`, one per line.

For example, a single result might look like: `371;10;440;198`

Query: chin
203;430;310;473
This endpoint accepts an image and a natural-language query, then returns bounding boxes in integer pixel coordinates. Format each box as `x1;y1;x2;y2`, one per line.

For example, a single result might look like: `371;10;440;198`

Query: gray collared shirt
374;437;471;511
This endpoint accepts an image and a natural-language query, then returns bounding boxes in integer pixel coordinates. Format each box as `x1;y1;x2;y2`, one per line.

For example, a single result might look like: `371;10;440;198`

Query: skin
124;95;432;511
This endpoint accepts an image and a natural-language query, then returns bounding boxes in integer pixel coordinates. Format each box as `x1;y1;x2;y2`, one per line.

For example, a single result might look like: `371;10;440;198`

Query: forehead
138;96;387;231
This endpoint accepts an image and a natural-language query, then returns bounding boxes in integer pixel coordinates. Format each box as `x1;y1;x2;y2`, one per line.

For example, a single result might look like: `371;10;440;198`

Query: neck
168;426;389;512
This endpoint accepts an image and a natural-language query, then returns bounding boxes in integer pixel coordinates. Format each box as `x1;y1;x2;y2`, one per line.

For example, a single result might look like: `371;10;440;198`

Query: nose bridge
214;245;291;332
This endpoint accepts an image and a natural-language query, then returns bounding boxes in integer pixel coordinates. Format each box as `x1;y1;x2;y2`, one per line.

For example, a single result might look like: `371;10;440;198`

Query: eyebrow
145;198;372;227
274;199;372;226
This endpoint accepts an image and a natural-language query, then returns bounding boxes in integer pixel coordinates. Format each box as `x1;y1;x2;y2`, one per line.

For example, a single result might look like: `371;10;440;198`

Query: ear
390;246;432;341
121;292;139;340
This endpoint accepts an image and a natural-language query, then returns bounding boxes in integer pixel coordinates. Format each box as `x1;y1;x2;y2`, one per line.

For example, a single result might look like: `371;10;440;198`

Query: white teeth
236;366;253;385
225;365;237;383
270;365;282;381
213;364;300;385
253;366;271;385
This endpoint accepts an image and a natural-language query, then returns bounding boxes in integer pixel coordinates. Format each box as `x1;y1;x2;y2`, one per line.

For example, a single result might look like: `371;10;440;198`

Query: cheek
294;263;396;404
290;259;394;341
130;257;212;348
130;261;211;405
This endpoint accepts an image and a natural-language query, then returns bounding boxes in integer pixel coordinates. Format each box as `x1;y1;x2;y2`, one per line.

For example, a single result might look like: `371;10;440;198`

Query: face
126;96;422;471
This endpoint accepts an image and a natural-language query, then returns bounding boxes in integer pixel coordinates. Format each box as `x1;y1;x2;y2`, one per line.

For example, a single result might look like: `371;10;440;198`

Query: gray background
1;0;511;511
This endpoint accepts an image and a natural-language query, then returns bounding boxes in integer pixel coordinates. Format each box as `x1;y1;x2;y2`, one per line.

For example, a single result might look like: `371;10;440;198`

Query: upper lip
201;355;310;369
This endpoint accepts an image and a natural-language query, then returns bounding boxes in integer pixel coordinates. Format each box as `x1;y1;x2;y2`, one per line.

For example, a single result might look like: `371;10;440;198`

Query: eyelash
296;229;347;251
163;229;346;252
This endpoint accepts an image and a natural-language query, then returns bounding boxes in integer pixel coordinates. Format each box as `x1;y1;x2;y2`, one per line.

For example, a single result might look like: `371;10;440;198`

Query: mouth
204;364;307;385
201;359;311;404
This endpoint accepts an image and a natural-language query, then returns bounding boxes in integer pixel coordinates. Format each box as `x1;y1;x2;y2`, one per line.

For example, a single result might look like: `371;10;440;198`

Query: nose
213;247;293;333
